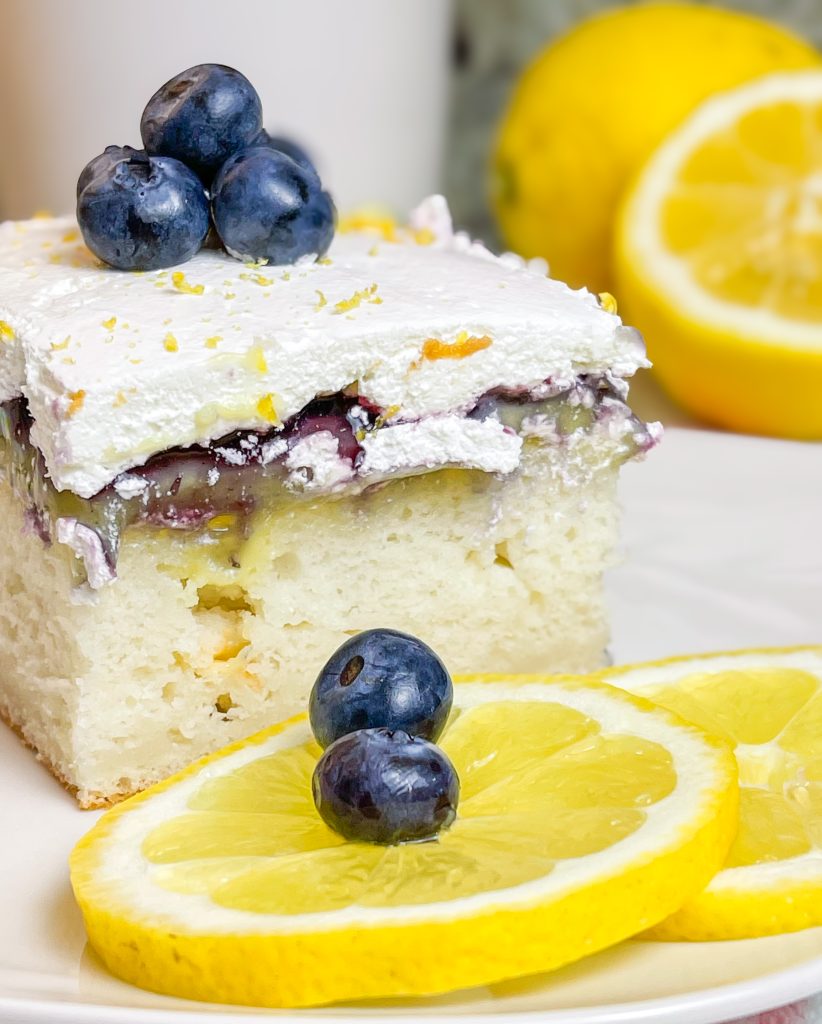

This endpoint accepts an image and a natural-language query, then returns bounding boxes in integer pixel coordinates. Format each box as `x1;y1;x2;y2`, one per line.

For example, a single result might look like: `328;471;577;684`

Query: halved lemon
615;71;822;438
70;678;737;1008
603;645;822;940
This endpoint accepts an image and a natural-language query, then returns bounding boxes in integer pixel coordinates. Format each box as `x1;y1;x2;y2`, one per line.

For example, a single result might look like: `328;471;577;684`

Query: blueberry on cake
0;66;659;807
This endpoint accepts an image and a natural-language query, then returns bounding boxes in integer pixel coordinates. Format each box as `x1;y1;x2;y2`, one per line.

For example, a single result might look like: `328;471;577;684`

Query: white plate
1;428;821;1024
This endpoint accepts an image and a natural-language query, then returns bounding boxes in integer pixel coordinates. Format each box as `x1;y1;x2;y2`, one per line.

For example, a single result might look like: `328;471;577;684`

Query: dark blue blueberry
140;64;262;184
211;146;335;264
77;152;209;271
309;628;453;749
77;145;144;199
312;728;459;844
253;130;317;175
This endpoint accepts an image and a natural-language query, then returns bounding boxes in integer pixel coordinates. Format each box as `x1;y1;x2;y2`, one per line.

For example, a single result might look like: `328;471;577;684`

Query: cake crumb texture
0;438;623;806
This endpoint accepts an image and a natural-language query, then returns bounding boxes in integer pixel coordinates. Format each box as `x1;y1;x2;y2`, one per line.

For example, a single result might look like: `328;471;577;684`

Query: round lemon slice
602;646;822;940
70;678;737;1008
615;70;822;438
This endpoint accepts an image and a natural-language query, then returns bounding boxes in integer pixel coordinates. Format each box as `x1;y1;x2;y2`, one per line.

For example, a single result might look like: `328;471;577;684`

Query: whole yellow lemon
491;3;819;292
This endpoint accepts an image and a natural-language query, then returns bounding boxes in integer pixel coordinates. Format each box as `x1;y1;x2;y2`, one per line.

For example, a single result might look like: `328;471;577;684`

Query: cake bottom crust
0;703;122;809
0;435;628;807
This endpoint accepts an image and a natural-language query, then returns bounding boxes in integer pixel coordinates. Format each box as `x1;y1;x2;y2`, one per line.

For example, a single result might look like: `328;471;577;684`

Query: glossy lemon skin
492;3;819;292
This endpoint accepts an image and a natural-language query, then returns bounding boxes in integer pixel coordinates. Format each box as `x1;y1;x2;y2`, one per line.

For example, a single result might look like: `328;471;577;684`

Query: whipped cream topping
0;197;647;498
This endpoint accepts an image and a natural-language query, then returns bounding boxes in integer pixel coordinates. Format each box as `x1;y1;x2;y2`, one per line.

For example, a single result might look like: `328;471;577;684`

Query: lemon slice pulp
616;71;822;438
70;678;737;1008
604;645;822;939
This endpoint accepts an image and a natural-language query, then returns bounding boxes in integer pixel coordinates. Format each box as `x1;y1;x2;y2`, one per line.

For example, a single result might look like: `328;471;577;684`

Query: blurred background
0;0;820;438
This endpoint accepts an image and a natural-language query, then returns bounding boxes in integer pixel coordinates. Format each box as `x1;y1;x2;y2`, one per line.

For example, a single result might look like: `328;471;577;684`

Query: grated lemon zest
411;331;493;370
338;210;398;241
256;394;279;423
598;292;618;315
333;283;380;314
246;344;268;373
172;272;205;295
66;390;86;417
240;272;274;287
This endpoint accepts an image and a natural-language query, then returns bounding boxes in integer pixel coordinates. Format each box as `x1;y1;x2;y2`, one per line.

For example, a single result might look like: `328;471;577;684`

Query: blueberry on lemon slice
70;629;737;1008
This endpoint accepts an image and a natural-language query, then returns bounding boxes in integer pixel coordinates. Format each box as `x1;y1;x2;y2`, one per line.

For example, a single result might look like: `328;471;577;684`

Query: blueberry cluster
309;629;460;845
76;64;335;272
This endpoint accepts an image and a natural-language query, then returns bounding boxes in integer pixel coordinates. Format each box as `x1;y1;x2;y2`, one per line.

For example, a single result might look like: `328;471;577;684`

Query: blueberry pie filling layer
1;375;656;587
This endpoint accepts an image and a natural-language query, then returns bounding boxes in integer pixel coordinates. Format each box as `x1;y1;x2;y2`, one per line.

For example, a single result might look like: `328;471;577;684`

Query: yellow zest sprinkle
62;356;76;365
338;210;397;241
113;391;128;408
163;332;179;352
224;291;237;300
598;292;618;315
246;344;268;373
244;258;269;269
51;335;71;351
101;316;117;330
204;335;223;349
0;321;15;343
66;390;86;417
256;394;279;423
413;227;436;246
62;229;79;244
130;358;142;365
163;318;172;325
374;404;401;429
32;209;53;220
317;257;333;266
314;289;327;310
367;244;379;257
333;282;381;314
240;271;274;287
41;241;53;249
412;331;493;370
171;271;205;295
281;271;291;281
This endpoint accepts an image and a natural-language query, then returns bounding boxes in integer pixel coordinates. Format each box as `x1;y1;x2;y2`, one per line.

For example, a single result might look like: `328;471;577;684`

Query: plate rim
0;948;819;1024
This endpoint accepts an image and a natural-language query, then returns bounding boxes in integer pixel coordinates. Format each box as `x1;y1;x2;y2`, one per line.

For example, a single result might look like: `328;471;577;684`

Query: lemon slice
615;70;822;438
70;678;737;1008
603;645;822;940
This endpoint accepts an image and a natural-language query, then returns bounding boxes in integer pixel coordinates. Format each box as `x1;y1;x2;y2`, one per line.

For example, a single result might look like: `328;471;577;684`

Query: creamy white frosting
359;415;521;477
0;198;647;498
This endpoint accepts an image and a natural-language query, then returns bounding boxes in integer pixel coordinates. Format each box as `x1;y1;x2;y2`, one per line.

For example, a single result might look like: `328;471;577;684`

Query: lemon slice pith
602;645;822;940
70;678;737;1009
615;70;822;438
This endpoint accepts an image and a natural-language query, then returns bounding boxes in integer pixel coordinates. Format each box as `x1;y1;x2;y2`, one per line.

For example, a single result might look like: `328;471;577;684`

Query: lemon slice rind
70;677;737;1007
602;645;822;940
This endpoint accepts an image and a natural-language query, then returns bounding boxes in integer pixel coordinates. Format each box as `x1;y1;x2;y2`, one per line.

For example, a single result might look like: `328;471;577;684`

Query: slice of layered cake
0;196;658;806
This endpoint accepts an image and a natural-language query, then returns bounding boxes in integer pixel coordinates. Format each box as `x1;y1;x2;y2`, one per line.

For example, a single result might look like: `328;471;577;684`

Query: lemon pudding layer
0;197;658;807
